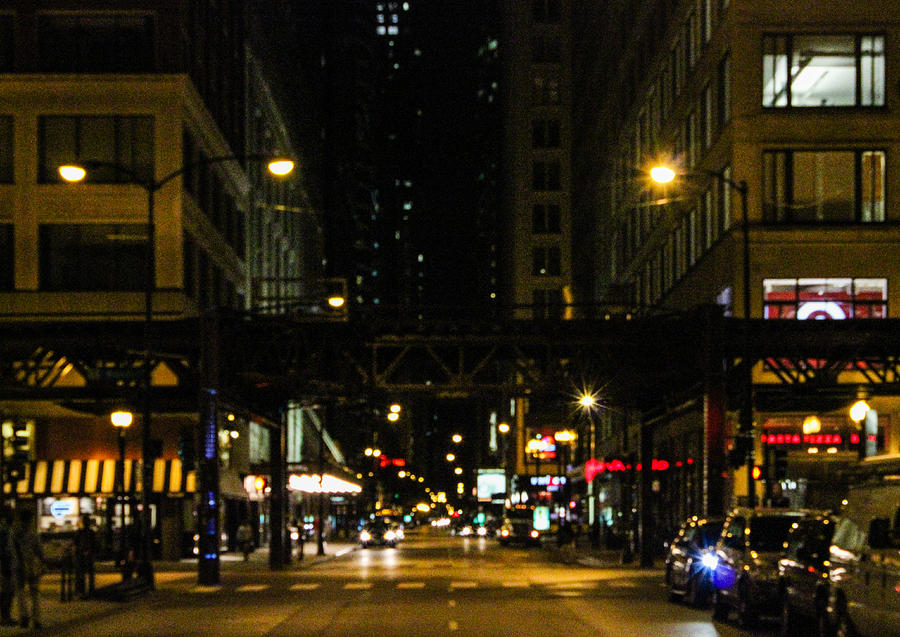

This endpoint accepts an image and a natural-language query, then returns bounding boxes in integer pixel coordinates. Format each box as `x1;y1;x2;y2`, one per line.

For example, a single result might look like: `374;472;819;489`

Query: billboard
476;469;506;502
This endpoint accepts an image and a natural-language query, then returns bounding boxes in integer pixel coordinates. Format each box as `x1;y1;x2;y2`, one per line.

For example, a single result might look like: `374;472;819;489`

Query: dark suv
665;515;724;606
712;507;807;627
777;512;836;637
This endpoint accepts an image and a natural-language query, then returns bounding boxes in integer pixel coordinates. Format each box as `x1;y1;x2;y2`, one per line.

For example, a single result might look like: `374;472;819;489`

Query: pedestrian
236;521;253;561
13;508;45;629
73;514;96;599
0;507;16;627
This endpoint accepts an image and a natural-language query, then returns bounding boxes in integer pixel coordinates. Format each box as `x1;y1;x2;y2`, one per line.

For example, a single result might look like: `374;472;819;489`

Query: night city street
39;528;777;637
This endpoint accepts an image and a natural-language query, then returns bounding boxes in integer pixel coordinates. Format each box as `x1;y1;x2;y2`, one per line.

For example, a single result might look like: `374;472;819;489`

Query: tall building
500;0;574;320
570;0;900;522
0;1;326;559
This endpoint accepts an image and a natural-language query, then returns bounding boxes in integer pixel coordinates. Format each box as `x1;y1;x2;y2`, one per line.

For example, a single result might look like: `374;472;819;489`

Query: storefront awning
5;459;197;498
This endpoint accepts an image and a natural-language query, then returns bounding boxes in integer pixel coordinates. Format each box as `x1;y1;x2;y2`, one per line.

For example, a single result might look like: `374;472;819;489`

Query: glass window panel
861;151;885;222
39;117;77;182
39;224;147;291
81;117;118;181
790;36;856;106
860;36;885;106
0;224;11;290
791;152;855;221
763;36;789;106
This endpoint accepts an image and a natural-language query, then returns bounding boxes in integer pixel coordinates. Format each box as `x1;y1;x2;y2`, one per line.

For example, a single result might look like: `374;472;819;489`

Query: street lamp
110;409;132;574
61;154;295;585
452;434;462;444
651;164;754;506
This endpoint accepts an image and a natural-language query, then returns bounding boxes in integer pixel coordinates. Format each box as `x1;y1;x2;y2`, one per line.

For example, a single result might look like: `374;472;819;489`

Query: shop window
38;116;153;184
763;34;884;107
39;224;147;291
763;278;887;319
763;150;884;222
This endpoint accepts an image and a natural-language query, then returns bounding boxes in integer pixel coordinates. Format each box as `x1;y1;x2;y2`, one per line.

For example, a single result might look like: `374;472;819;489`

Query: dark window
37;13;155;72
39;224;147;291
533;0;561;23
532;246;561;276
532;119;561;148
763;150;884;222
533;289;563;319
717;52;731;127
763;34;884;107
532;161;561;191
0;116;12;183
0;224;12;290
0;14;13;72
38;116;153;183
532;204;561;233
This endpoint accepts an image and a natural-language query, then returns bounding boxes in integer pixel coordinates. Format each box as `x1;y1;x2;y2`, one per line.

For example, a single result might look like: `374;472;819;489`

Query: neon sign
760;433;847;445
584;458;686;477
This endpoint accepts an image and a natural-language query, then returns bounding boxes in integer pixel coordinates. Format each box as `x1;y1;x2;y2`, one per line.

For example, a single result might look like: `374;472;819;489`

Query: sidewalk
25;541;359;634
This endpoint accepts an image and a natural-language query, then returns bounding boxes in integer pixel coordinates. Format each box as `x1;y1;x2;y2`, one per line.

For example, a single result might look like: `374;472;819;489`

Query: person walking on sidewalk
237;521;253;561
0;507;16;627
13;509;45;629
73;514;96;599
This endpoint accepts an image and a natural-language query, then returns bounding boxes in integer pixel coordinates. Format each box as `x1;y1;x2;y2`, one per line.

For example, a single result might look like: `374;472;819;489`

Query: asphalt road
47;529;777;637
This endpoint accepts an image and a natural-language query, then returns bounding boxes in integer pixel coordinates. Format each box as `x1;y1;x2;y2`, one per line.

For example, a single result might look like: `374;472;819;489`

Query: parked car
498;516;541;547
825;454;900;637
777;511;836;637
664;515;724;606
712;507;808;627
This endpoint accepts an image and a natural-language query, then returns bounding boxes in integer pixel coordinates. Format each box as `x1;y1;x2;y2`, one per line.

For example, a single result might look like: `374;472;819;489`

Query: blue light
203;553;217;559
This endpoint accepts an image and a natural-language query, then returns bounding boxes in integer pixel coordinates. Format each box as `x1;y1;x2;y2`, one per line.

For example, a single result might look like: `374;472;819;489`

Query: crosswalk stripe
449;581;478;590
548;582;594;590
397;582;426;589
290;583;321;591
189;585;220;594
344;582;373;590
236;584;269;592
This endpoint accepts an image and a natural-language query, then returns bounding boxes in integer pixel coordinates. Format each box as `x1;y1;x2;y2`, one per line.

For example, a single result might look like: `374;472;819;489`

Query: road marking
450;581;478;590
290;583;321;591
397;582;426;589
502;581;530;588
605;580;637;588
550;591;584;597
344;582;373;590
236;584;268;592
547;582;594;590
189;585;220;594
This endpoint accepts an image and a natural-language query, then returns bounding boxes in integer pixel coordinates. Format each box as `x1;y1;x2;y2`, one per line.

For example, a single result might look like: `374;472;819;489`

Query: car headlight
477;526;487;536
384;530;396;541
700;552;719;571
360;531;372;542
530;530;539;539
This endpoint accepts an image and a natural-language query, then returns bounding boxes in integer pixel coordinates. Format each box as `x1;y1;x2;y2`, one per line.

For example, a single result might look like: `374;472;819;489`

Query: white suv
826;454;900;637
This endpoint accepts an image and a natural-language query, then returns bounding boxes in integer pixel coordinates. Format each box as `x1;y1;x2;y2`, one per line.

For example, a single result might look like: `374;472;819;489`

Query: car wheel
779;594;799;637
712;590;729;621
685;575;705;607
736;581;757;628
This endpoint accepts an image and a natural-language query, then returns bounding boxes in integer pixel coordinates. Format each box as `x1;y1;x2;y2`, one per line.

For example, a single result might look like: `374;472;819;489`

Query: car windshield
748;516;798;551
697;522;723;547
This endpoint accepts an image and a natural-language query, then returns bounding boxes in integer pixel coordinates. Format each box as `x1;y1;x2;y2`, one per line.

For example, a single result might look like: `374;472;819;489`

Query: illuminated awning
6;459;197;497
287;473;362;494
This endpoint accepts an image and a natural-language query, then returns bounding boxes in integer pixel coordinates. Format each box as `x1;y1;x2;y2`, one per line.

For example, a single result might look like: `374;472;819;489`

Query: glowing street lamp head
267;159;295;176
650;165;677;184
328;295;345;308
850;400;870;423
110;410;133;428
59;164;87;182
452;434;462;444
387;412;399;422
579;395;596;408
389;404;402;414
498;422;510;434
446;453;455;462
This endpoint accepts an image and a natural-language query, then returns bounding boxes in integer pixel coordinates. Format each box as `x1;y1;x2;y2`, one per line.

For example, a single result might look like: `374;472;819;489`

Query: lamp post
110;409;132;574
61;154;295;584
578;394;598;526
651;165;755;507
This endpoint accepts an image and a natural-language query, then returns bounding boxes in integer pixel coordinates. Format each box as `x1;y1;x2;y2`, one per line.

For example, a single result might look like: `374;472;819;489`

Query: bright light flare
650;165;677;184
850;400;870;423
110;410;133;428
701;552;719;570
59;165;87;182
328;296;345;308
267;159;295;176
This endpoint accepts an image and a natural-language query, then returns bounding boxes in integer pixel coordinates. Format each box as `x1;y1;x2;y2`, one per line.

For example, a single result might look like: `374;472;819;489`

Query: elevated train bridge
2;308;900;572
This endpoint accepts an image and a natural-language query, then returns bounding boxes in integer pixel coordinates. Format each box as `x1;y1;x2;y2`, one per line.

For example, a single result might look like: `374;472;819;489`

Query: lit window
376;26;386;35
763;278;887;319
763;35;884;107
